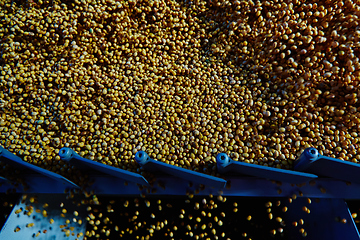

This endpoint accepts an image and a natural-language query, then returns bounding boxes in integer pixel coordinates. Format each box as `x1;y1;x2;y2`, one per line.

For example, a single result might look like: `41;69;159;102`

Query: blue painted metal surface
0;146;78;190
0;147;360;240
295;147;360;184
216;153;317;184
0;175;78;194
284;198;360;239
0;194;86;240
0;175;360;199
0;176;9;182
135;151;227;189
59;147;149;186
0;147;359;199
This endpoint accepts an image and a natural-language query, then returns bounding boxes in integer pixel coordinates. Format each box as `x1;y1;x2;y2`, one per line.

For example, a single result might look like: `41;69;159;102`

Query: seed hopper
0;146;360;239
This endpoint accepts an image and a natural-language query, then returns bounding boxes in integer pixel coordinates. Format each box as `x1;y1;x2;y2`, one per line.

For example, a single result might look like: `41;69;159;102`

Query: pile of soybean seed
1;0;360;177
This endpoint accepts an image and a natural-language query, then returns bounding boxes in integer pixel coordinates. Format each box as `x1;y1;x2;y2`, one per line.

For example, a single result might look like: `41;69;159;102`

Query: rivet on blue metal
135;151;227;189
59;147;149;186
0;146;78;189
295;147;360;184
216;153;317;184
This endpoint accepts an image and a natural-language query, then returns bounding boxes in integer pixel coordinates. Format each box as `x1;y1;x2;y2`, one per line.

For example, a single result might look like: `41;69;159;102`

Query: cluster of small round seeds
81;195;293;239
1;0;360;177
8;193;86;239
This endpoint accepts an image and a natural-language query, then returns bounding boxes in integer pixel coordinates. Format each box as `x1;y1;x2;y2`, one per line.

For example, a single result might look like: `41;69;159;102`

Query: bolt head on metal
216;153;230;169
135;151;149;166
58;148;73;161
304;147;319;160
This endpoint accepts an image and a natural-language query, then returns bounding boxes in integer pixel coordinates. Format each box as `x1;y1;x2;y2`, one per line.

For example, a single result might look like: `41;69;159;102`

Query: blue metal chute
283;198;360;239
0;193;87;240
0;146;78;189
1;147;360;240
134;151;227;189
295;147;360;184
216;153;318;184
0;175;14;190
59;147;149;186
0;176;9;182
